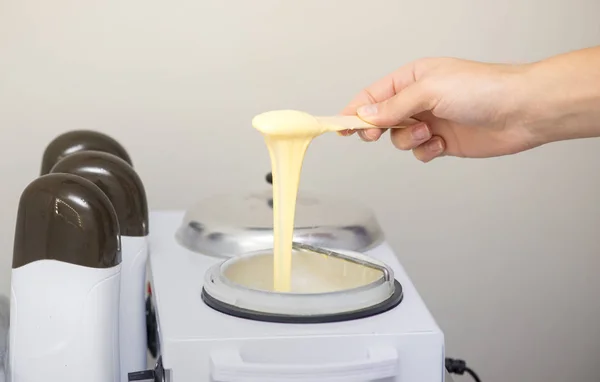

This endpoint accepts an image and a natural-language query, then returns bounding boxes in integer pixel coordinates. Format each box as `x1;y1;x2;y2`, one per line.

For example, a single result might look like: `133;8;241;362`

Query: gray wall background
1;1;599;381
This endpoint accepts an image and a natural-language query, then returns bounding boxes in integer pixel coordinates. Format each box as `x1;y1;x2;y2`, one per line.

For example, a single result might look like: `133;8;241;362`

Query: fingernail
357;104;378;116
411;123;430;141
358;130;373;142
365;129;381;141
428;138;444;153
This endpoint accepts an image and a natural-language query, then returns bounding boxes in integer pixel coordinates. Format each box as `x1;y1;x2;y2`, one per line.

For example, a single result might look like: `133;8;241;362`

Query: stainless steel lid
175;173;385;258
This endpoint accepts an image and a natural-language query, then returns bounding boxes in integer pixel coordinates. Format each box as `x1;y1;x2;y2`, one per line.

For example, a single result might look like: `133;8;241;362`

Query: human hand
340;57;540;162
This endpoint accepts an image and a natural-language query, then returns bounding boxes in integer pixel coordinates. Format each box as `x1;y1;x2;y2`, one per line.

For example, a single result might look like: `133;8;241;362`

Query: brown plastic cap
40;130;133;175
13;173;121;269
50;151;149;237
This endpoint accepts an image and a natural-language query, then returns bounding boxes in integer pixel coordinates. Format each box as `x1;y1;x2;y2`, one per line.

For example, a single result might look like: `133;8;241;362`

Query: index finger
339;61;419;138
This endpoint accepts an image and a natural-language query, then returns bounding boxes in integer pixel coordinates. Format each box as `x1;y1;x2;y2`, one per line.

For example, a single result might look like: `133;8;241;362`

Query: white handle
210;346;398;382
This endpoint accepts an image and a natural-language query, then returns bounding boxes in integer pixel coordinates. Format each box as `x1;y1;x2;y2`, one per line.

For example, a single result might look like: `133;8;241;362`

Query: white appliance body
9;260;121;382
0;295;8;382
148;210;445;382
119;236;149;382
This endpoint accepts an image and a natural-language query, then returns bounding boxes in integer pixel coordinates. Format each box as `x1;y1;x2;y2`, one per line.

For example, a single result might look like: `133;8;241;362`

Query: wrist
510;48;600;147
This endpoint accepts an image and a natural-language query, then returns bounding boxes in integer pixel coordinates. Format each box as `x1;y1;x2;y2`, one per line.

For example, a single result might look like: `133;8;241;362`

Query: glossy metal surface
51;151;149;237
12;173;121;269
175;189;385;258
40;130;133;175
292;241;392;282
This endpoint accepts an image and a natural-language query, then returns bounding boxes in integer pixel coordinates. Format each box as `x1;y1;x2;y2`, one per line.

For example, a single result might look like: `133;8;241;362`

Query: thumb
356;83;436;126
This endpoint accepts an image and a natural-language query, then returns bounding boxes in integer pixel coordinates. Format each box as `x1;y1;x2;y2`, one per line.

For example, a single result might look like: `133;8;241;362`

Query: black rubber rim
201;280;403;324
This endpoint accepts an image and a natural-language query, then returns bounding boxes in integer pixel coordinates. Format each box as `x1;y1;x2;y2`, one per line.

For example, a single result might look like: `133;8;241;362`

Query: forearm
515;46;600;145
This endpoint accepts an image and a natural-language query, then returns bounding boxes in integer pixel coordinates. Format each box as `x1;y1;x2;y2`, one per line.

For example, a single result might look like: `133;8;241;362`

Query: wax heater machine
6;130;447;382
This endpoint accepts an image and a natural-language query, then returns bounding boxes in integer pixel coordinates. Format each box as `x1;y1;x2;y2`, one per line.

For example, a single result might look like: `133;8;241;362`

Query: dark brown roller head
50;151;149;237
40;130;133;175
13;173;121;269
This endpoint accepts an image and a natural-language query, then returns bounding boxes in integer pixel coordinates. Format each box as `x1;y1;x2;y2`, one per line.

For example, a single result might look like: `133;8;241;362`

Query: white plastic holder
9;260;121;382
119;236;149;382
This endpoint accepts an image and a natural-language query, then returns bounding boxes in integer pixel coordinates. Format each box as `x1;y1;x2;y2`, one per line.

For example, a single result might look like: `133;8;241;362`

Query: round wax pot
201;246;403;323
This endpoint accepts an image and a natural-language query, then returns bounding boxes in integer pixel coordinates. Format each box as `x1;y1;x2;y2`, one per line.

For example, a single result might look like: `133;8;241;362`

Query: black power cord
445;357;481;382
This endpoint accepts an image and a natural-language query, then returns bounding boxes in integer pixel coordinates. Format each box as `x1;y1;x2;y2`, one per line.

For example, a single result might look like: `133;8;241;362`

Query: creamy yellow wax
252;110;328;292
